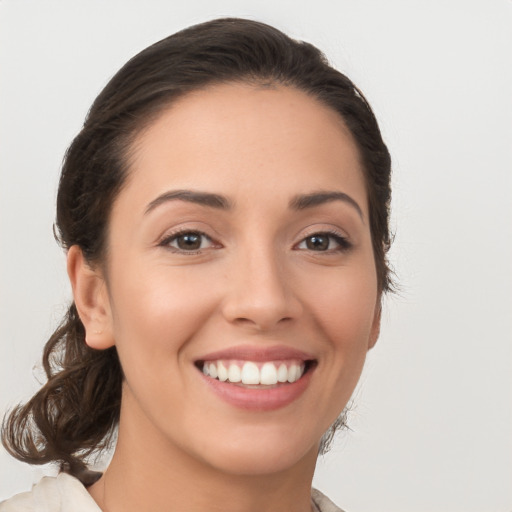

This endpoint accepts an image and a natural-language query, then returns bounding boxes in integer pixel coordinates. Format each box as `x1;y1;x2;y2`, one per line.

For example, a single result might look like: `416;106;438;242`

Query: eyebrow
289;191;364;220
144;188;363;220
144;189;232;214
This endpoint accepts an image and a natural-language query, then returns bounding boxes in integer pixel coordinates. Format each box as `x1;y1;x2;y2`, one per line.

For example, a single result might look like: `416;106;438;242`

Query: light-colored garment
311;488;345;512
0;472;344;512
0;473;100;511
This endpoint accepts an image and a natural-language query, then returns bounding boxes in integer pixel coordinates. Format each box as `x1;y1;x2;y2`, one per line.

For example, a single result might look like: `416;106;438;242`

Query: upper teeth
202;360;305;385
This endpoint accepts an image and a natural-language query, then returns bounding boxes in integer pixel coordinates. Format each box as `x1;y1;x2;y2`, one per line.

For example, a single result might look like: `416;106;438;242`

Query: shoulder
311;488;346;512
2;478;340;512
0;473;101;512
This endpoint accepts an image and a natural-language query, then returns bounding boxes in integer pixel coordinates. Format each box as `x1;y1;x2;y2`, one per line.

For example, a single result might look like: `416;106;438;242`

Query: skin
68;83;381;512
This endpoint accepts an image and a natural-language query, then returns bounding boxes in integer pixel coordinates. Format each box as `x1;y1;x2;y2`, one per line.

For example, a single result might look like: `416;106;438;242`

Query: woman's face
95;83;380;476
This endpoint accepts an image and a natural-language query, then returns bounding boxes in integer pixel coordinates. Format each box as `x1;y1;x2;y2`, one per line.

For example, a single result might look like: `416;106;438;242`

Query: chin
194;426;321;477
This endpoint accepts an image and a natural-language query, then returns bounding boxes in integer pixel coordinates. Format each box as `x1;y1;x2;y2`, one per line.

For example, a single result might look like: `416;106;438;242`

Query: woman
1;18;392;512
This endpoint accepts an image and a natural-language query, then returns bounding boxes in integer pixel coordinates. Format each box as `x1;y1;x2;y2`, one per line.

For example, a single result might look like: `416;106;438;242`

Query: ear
367;302;382;351
67;245;114;350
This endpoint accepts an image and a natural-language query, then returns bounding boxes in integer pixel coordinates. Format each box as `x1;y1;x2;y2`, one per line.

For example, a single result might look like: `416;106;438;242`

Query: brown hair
2;18;392;484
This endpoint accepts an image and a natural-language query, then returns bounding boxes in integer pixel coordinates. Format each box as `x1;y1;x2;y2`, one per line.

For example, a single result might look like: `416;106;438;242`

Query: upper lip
197;345;316;363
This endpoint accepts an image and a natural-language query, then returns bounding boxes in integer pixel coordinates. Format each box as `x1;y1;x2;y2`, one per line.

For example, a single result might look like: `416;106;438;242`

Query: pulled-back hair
2;18;392;484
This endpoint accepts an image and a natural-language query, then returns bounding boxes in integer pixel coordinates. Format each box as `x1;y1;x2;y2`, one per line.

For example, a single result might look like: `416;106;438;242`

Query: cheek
107;266;220;368
301;262;378;364
105;267;221;424
293;265;378;433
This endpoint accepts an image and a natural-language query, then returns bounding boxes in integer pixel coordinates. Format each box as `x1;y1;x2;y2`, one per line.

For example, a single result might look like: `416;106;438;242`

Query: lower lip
199;367;314;411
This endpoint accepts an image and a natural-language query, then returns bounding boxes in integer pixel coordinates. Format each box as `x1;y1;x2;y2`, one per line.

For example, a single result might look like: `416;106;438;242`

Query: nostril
232;314;294;331
221;276;303;330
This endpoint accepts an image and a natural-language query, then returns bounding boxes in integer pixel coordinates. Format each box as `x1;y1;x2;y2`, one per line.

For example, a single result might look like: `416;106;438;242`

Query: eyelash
158;229;217;254
295;230;352;253
158;229;351;255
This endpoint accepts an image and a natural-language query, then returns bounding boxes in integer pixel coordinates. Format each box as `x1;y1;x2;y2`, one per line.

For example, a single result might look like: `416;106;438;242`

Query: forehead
122;83;367;214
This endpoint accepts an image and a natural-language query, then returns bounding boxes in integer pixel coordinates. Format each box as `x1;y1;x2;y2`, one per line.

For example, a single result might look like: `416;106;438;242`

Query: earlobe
67;245;114;350
368;303;382;351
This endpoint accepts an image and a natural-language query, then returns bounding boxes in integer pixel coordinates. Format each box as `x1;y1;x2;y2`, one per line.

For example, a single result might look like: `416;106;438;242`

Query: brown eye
176;233;202;250
163;231;213;252
305;234;329;251
297;232;351;252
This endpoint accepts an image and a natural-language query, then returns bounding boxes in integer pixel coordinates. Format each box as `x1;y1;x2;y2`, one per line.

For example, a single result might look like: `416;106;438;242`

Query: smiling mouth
196;359;316;387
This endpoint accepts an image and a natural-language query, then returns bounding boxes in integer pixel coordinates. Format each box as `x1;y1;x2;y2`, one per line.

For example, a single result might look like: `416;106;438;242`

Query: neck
88;405;318;512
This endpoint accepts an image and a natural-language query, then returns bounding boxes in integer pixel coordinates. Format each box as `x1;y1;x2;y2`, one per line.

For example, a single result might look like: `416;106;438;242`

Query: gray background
1;1;511;510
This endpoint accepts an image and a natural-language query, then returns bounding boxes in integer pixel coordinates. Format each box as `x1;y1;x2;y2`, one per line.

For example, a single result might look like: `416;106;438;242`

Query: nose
221;245;303;331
